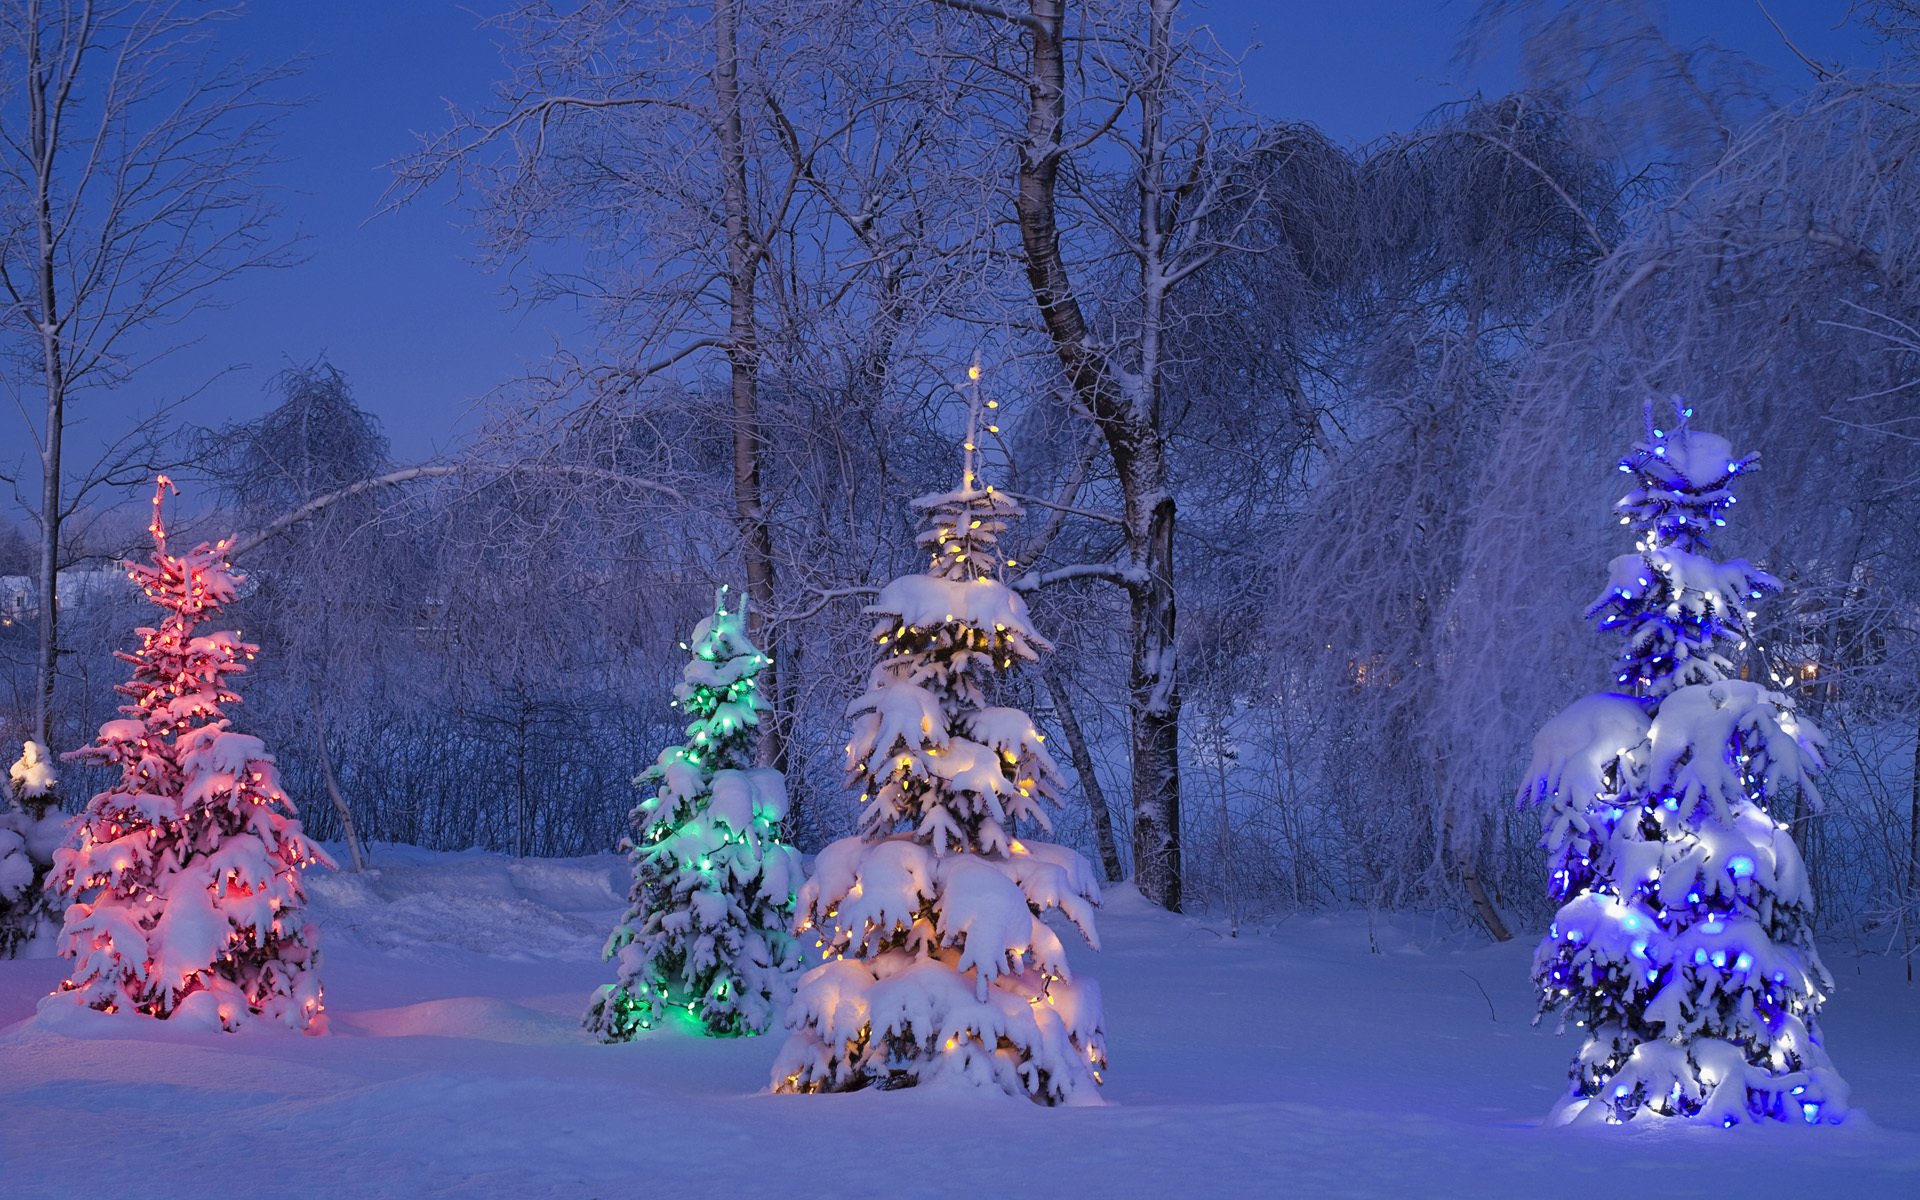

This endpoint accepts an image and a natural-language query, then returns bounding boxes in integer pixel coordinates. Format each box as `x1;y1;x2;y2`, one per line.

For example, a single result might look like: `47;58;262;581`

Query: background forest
4;0;1918;953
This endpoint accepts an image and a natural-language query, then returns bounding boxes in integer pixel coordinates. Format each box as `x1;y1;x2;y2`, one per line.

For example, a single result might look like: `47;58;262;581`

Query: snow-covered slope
2;846;1917;1198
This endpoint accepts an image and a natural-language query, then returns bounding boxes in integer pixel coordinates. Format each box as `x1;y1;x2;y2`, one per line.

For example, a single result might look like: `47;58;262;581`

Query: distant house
0;576;26;624
0;567;128;625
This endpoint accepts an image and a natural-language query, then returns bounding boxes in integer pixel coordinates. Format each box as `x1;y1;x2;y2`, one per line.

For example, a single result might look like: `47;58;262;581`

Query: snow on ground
3;845;1918;1198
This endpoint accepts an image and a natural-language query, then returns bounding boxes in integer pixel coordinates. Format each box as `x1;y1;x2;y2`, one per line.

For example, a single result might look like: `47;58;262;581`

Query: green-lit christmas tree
586;587;801;1038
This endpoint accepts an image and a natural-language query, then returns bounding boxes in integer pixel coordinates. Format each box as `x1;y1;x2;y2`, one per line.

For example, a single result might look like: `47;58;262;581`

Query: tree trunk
1043;666;1122;882
1453;843;1513;942
1909;707;1919;981
712;0;786;791
514;697;530;858
312;714;368;872
1437;748;1512;942
1008;0;1183;910
1129;492;1181;910
28;11;65;754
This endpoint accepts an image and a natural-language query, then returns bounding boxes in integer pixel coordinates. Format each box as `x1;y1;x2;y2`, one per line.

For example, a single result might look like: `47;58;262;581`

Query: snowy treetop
675;587;768;695
128;538;245;620
8;741;56;801
909;483;1024;518
1614;402;1758;552
910;484;1024;583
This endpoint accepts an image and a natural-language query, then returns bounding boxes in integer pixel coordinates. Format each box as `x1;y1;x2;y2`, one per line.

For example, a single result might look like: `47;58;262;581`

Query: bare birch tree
399;0;981;834
0;0;291;755
392;0;791;767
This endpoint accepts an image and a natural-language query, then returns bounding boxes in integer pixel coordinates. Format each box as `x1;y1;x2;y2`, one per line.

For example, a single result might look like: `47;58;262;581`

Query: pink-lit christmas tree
51;477;329;1032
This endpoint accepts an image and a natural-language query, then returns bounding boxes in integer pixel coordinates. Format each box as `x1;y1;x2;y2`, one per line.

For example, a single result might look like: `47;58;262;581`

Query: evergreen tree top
912;483;1025;584
674;586;768;697
644;586;770;790
88;478;260;747
8;741;56;802
1614;400;1759;554
1587;402;1775;699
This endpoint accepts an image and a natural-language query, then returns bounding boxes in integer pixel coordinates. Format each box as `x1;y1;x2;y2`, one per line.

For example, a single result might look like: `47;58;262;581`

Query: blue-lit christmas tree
585;587;801;1039
1521;401;1849;1126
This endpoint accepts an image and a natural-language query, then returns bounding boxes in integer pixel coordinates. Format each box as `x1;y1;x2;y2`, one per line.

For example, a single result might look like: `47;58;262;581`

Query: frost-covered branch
1011;561;1146;593
228;462;685;559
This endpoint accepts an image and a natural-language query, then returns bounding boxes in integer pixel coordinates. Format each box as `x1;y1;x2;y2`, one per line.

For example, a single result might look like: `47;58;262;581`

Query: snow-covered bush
1;740;66;956
1522;405;1848;1125
771;475;1107;1104
49;478;330;1032
586;588;801;1038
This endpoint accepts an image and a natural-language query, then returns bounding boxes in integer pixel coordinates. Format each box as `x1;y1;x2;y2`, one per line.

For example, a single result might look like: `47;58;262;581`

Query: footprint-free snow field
3;847;1918;1199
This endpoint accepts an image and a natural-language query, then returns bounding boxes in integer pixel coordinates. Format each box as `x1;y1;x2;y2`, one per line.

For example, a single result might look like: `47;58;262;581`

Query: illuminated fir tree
586;586;801;1039
50;478;329;1032
1522;402;1848;1125
1;740;65;957
772;393;1107;1104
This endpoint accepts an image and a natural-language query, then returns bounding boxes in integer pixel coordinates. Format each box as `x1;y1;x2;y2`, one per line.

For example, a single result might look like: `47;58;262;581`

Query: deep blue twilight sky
116;1;1876;465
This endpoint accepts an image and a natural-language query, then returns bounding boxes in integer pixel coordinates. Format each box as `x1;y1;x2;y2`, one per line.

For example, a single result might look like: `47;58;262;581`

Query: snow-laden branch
930;0;1048;37
999;489;1123;526
1010;562;1147;594
769;585;881;626
228;463;684;559
226;466;465;558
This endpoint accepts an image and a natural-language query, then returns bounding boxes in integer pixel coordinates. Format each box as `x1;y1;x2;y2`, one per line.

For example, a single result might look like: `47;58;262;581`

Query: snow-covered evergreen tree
49;478;329;1032
1;740;66;957
586;587;801;1039
1522;403;1848;1125
771;452;1107;1104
